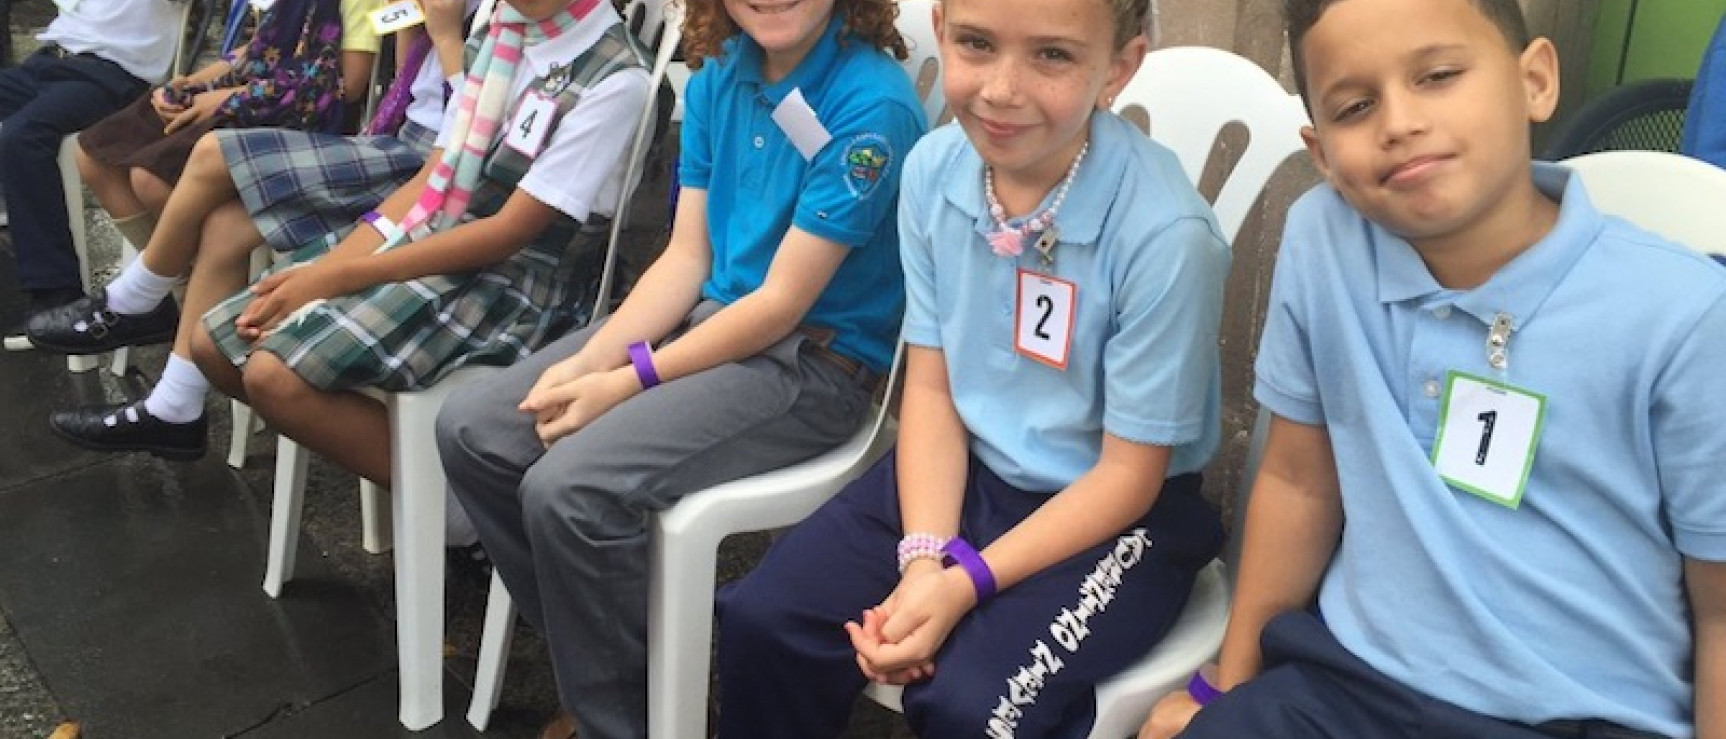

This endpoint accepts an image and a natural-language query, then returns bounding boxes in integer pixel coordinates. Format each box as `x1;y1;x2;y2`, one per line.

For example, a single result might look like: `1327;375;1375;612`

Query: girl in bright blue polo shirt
716;0;1230;736
433;0;927;735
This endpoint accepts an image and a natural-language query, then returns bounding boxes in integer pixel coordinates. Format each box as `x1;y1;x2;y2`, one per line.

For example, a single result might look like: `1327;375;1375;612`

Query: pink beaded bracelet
896;532;949;573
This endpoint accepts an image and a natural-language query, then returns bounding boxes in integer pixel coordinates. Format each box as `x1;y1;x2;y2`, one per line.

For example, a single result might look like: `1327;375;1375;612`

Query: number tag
1430;371;1545;509
369;0;425;35
504;91;557;158
1015;269;1076;369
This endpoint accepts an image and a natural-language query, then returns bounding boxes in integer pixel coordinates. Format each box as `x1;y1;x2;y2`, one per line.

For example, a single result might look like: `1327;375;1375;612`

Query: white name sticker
1015;269;1076;369
1430;371;1546;509
770;88;832;162
504;91;557;158
369;0;425;35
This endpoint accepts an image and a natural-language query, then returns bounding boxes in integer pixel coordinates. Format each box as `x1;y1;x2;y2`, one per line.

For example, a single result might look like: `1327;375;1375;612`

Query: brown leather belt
39;44;96;60
794;325;881;395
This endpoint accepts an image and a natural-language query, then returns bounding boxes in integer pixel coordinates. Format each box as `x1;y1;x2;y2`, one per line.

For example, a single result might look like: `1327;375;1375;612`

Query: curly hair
680;0;909;70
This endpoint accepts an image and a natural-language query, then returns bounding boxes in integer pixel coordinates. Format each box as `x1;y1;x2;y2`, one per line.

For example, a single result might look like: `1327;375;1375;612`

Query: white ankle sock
105;259;179;316
144;354;210;423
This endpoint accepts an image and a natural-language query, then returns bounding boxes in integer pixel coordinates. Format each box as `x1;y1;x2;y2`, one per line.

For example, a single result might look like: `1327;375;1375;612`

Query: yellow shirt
339;0;386;53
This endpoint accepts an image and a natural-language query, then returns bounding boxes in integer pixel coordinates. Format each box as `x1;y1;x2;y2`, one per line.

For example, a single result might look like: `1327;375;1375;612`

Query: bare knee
131;168;173;212
74;144;115;187
182;133;233;188
241;351;312;411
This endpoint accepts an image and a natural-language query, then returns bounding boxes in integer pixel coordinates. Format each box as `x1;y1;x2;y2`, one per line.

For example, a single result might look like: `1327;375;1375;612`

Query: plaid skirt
220;120;439;252
200;225;607;392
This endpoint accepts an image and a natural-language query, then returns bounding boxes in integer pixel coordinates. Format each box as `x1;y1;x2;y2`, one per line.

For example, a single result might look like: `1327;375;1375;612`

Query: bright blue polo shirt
900;114;1229;492
1254;164;1726;736
677;16;927;373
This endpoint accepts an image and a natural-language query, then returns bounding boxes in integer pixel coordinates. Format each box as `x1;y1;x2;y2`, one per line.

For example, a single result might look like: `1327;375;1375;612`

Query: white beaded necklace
984;140;1090;268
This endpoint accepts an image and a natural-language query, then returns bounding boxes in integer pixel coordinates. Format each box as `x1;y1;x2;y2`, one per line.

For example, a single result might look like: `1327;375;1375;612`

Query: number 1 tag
1430;371;1545;509
504;91;557;158
1015;269;1076;369
369;0;425;34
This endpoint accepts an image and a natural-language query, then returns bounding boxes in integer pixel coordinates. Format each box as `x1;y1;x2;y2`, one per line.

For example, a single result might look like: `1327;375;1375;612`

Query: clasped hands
518;354;644;448
845;559;979;685
152;78;237;134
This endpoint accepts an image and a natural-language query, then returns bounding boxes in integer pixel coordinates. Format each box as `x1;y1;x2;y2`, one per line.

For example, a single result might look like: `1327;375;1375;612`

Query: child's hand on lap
523;366;642;447
845;559;977;683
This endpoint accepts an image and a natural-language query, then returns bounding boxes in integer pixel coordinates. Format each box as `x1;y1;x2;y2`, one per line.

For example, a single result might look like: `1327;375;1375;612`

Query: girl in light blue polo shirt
717;0;1231;735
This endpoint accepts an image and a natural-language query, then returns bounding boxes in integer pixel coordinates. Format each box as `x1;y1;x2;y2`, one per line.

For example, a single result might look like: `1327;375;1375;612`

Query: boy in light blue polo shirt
1146;1;1726;738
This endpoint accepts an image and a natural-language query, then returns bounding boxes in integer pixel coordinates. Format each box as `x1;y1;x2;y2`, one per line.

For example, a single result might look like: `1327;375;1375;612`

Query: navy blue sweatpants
1178;611;1668;739
716;450;1223;739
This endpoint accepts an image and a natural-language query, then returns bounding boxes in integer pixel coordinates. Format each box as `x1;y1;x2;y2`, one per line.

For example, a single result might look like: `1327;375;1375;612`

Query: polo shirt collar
735;14;845;106
1375;163;1604;330
944;113;1128;247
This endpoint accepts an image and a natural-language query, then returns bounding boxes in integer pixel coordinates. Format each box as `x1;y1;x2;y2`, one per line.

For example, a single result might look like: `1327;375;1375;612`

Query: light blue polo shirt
900;114;1229;492
677;16;927;373
1255;164;1726;736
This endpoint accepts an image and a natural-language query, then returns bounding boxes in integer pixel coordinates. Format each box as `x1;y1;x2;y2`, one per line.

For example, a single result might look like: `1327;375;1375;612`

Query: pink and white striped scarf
398;0;602;236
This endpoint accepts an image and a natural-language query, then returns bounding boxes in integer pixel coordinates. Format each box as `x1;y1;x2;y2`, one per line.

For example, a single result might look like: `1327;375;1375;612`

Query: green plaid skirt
201;225;605;392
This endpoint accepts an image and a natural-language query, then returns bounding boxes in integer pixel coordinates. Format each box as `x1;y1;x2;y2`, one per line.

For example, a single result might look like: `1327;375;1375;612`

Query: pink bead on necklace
984;140;1090;268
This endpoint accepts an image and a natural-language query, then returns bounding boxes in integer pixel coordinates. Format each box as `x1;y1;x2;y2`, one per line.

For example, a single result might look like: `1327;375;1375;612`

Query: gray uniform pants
435;299;872;739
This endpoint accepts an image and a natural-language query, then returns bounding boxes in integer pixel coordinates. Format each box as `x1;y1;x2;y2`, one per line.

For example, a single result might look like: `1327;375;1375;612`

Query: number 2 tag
1015;269;1075;369
504;91;557;158
1430;371;1545;509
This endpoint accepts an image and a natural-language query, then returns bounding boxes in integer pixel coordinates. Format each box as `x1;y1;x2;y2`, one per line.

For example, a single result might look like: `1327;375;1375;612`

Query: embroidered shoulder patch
842;133;893;200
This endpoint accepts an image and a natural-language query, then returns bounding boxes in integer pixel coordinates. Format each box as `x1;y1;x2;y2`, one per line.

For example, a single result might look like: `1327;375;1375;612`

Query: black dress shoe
4;286;84;352
27;289;178;355
49;401;207;461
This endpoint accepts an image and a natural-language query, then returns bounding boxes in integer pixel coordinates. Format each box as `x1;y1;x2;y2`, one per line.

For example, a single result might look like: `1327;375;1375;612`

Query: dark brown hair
1285;0;1530;105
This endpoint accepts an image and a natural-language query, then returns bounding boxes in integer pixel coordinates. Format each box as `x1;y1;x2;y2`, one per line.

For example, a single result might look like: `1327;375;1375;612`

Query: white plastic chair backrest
170;0;194;78
1560;151;1726;256
894;0;946;125
1114;46;1309;244
593;0;684;319
621;0;670;54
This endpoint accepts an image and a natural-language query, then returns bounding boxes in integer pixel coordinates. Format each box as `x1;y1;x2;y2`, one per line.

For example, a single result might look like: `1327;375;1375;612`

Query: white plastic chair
261;0;679;729
1560;151;1726;256
896;0;946;125
1115;45;1310;244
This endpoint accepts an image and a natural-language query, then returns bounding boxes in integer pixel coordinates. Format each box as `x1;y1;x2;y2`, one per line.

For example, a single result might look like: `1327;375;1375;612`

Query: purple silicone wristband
628;341;660;389
941;537;997;602
1186;669;1223;706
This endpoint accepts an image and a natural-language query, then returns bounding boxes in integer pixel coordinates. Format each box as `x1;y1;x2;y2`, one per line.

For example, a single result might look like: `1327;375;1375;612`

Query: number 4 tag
1430;371;1546;509
1015;269;1075;369
504;92;558;158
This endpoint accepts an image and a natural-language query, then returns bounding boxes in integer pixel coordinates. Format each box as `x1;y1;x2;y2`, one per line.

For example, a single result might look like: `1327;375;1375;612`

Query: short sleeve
1252;207;1326;426
516;69;651;221
1654;290;1726;561
676;62;716;190
340;0;385;54
898;138;939;349
791;99;925;247
1101;217;1230;445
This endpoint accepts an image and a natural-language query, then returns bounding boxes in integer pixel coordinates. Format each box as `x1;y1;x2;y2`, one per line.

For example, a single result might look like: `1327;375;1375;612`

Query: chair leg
227;400;254;468
106;242;138;377
60;137;101;374
360;478;392;554
390;393;447;730
647;523;723;739
262;435;310;598
466;569;518;731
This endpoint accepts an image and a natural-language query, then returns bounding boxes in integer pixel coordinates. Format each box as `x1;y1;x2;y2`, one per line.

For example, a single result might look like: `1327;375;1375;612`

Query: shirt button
1423;379;1442;398
753;135;765;149
1432;305;1452;320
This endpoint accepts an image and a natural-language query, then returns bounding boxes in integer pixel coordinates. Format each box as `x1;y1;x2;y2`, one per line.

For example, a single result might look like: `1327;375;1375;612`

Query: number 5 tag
1430;371;1546;509
369;0;425;34
1015;269;1075;369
